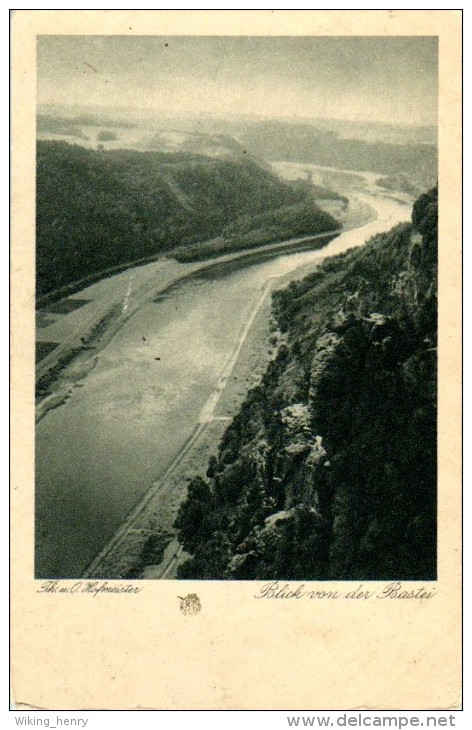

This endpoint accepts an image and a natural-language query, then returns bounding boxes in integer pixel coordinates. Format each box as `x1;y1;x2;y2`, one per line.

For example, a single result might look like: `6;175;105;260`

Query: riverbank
84;268;281;579
36;191;408;579
81;196;397;580
171;188;437;581
36;196;374;424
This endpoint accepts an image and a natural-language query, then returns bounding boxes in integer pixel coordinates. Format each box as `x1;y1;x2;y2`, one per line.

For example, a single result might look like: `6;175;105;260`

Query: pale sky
37;36;438;126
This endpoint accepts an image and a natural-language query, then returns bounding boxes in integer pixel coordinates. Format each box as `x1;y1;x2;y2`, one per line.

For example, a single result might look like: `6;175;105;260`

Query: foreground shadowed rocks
174;186;438;580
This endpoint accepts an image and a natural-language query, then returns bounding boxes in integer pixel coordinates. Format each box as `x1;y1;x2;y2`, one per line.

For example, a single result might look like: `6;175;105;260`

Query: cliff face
175;187;438;580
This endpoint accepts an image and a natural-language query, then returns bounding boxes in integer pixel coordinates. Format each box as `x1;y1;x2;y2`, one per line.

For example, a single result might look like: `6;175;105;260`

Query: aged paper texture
11;10;462;710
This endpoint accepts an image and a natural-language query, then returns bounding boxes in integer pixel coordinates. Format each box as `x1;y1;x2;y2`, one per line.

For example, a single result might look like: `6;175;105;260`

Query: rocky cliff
175;187;438;580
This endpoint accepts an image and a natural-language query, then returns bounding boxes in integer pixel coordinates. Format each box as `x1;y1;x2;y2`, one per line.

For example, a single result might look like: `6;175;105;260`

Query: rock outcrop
175;187;438;580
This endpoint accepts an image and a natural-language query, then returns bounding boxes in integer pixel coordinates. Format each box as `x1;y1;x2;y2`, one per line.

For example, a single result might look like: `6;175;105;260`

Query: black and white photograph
10;8;463;714
34;33;439;582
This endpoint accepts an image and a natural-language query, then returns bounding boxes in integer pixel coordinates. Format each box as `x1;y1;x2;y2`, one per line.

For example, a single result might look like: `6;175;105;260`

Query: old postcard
11;9;462;710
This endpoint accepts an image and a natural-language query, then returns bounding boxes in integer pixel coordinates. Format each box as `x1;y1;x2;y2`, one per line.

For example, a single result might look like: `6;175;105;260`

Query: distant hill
37;113;251;160
306;117;437;146
239;121;437;183
37;110;438;195
36;141;339;299
147;129;248;159
174;187;438;580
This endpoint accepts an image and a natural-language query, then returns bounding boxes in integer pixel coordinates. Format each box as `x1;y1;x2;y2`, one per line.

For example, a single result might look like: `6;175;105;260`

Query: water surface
35;192;410;578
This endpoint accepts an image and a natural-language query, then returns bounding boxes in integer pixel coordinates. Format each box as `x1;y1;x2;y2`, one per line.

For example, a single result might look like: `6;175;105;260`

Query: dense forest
36;141;339;299
172;200;341;262
175;187;438;580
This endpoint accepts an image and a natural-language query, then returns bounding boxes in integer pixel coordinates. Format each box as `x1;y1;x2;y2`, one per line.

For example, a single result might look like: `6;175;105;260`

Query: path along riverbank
35;190;410;579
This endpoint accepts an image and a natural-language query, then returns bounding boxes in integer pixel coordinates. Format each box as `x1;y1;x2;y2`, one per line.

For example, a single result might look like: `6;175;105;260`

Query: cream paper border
11;10;462;710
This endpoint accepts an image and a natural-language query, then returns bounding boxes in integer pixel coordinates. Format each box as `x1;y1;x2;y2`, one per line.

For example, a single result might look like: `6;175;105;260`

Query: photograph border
11;9;462;711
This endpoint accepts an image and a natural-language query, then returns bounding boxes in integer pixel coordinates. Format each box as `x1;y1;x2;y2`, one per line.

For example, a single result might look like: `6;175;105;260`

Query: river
35;186;411;578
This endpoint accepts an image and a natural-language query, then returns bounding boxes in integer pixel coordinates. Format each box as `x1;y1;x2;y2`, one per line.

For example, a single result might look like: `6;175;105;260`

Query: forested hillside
240;121;437;177
175;187;438;580
36;141;338;299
